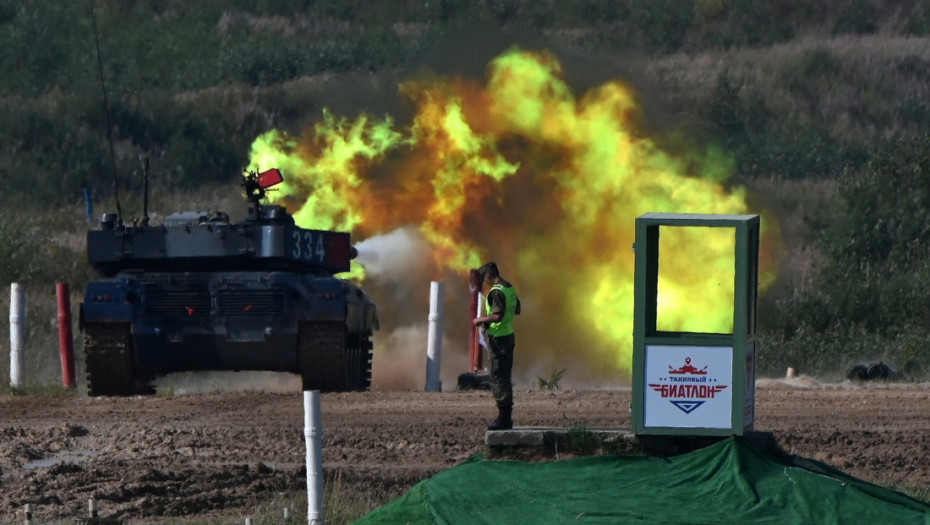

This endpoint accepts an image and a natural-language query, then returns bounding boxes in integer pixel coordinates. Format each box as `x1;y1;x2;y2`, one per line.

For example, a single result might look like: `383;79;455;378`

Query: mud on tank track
2;379;930;522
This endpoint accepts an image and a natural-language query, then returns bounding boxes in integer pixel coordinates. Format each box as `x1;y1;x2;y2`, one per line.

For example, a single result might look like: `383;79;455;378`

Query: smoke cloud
354;227;429;282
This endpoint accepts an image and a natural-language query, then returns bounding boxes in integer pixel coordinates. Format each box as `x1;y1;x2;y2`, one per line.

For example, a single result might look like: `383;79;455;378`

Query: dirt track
1;378;930;523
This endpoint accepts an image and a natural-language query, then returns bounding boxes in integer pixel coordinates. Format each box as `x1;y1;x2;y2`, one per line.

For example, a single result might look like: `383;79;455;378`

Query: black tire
846;364;868;381
867;362;890;380
84;323;146;396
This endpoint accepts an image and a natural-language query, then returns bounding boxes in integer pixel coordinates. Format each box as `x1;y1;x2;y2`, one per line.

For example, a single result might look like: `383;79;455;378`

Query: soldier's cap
478;262;499;278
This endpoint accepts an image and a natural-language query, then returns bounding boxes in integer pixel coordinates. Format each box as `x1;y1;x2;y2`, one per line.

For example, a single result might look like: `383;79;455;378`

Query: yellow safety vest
486;283;518;337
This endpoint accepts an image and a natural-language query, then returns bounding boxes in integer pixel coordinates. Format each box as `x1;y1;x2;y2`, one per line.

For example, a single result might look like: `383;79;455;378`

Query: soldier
472;262;521;430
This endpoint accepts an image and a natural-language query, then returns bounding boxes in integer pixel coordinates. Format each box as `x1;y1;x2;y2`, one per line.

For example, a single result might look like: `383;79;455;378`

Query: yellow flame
657;227;735;333
247;47;781;378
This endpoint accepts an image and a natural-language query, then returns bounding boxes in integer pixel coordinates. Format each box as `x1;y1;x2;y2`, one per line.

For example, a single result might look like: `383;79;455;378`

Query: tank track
84;323;140;396
298;322;372;392
346;331;373;391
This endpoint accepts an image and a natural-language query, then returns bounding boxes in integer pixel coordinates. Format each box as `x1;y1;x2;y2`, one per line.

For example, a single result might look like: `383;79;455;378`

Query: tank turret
87;169;355;277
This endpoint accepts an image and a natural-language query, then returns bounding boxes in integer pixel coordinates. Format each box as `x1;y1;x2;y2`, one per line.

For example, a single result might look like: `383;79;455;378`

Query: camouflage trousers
488;333;515;410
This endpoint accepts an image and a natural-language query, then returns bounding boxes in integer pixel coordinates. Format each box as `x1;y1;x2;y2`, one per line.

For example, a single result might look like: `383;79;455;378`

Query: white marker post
425;281;444;392
304;390;324;525
10;283;25;389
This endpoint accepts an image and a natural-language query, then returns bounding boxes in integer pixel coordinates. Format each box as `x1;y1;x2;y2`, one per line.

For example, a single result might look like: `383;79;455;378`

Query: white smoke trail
354;227;429;282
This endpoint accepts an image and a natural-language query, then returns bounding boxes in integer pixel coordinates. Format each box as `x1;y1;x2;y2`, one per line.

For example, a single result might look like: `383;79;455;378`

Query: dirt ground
2;377;930;523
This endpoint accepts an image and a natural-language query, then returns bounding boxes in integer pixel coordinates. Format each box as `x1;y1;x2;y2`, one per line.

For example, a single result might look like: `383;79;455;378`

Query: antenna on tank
89;0;123;226
141;156;150;226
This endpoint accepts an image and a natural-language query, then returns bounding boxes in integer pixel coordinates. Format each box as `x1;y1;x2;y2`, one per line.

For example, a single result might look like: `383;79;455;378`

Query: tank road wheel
298;322;372;392
84;323;145;396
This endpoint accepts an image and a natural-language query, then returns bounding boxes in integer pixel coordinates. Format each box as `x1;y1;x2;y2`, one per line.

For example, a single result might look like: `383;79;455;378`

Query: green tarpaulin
354;437;930;524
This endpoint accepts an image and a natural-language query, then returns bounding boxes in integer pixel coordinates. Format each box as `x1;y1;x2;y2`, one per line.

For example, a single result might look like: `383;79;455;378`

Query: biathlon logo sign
643;345;733;429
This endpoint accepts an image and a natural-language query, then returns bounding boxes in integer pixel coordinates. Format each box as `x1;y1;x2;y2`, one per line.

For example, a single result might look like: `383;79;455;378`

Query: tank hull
81;271;377;395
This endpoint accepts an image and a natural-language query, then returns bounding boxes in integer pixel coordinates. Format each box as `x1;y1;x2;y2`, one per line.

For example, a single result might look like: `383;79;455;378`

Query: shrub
694;0;795;48
705;71;868;180
780;48;843;103
630;0;695;51
816;134;930;331
905;5;930;35
761;133;930;377
896;96;930;128
0;211;88;288
758;321;930;382
0;215;46;285
562;416;600;455
765;293;833;340
538;369;566;390
833;0;877;35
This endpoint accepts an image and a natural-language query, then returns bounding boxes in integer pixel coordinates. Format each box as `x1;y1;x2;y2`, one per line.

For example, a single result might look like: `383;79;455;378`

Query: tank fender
342;281;379;333
82;281;134;324
288;280;313;302
295;278;348;321
367;302;380;331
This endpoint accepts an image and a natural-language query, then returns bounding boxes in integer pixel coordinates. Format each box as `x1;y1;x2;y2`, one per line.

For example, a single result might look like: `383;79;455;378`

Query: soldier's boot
487;406;513;431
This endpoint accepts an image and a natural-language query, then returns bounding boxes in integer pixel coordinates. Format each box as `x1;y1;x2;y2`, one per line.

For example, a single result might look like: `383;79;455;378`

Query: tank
79;168;379;396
